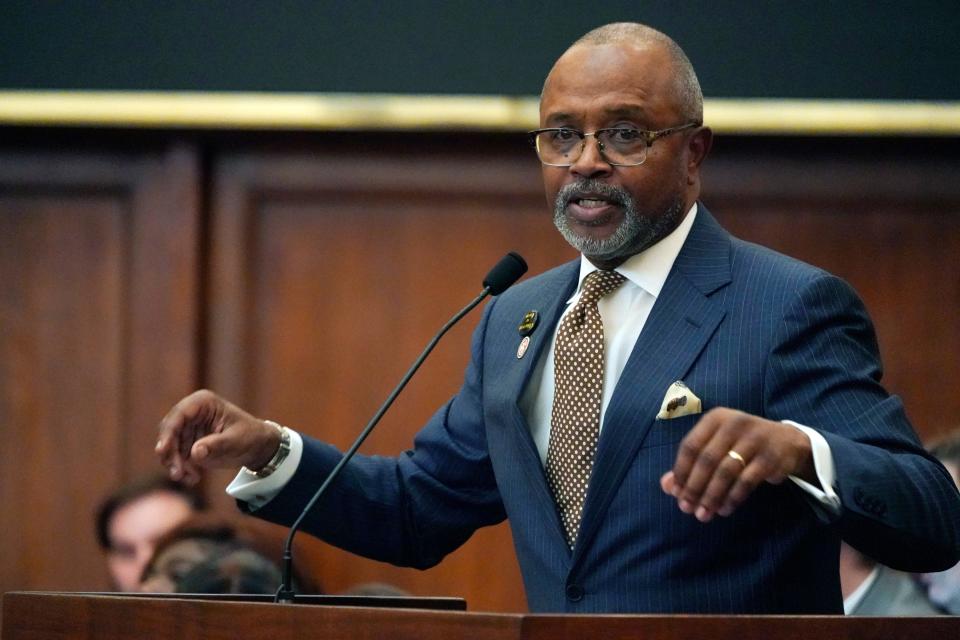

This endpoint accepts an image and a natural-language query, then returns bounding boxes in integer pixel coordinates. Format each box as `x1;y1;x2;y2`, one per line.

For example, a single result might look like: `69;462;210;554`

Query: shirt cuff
783;420;842;520
226;428;304;511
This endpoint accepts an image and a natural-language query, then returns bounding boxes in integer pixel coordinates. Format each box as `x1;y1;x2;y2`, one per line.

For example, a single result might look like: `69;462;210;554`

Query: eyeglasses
528;122;701;167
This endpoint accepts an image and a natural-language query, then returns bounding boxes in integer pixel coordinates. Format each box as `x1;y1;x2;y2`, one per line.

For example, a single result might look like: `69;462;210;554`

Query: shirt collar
571;202;698;301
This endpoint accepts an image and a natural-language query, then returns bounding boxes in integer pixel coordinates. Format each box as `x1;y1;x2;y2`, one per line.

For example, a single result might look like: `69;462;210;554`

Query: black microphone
483;251;528;295
275;252;527;602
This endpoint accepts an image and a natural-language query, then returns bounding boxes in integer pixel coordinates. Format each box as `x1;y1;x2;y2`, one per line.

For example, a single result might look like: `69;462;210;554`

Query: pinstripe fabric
250;204;960;613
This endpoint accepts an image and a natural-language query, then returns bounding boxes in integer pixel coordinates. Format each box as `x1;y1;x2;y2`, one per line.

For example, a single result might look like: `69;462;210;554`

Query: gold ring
727;449;746;469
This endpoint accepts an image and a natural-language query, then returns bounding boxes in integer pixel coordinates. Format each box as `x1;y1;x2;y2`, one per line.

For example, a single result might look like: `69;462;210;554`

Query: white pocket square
656;381;702;419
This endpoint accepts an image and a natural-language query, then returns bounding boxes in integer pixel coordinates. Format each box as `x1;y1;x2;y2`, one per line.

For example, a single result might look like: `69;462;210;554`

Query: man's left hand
660;408;815;522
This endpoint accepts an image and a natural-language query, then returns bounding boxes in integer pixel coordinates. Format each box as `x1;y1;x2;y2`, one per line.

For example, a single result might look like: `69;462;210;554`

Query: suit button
565;584;584;602
853;487;865;505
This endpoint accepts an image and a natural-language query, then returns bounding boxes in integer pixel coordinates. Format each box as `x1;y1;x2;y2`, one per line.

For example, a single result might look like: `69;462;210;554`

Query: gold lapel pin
518;310;539;336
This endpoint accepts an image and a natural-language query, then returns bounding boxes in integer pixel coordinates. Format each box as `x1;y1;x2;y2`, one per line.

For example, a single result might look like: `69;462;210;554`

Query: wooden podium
3;591;957;640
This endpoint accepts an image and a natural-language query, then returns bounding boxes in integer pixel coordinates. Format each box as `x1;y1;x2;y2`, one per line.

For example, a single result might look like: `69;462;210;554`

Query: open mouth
574;198;612;209
566;194;621;224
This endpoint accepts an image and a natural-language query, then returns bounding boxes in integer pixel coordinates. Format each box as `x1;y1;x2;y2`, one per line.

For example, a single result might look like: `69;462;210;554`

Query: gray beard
553;180;686;263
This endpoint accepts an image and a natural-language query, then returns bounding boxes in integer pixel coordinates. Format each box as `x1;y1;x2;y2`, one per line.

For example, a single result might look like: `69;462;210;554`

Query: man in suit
155;23;960;613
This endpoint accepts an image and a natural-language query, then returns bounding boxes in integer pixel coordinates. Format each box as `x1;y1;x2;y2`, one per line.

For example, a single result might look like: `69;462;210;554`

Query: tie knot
579;269;626;305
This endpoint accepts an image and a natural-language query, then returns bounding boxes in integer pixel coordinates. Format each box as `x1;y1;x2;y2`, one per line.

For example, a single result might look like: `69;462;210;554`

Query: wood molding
2;91;959;135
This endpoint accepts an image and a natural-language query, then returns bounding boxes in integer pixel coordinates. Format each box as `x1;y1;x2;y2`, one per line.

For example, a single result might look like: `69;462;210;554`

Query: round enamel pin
516;336;531;359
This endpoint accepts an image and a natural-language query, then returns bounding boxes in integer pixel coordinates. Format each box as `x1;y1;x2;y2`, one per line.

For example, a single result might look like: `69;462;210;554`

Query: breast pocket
642;413;701;448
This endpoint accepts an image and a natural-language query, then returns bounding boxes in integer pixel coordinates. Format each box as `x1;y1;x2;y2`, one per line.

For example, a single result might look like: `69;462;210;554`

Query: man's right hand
155;390;281;485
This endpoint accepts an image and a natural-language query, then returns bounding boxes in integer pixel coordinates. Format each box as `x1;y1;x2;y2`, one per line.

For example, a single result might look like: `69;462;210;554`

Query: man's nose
570;136;613;179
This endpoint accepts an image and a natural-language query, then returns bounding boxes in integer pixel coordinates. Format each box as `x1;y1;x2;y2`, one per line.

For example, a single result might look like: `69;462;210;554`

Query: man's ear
686;126;713;185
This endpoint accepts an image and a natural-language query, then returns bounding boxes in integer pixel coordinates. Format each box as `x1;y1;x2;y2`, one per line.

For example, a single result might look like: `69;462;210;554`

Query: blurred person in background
95;473;206;591
176;547;283;595
920;429;960;614
138;514;307;595
839;541;940;615
139;515;243;592
339;581;411;597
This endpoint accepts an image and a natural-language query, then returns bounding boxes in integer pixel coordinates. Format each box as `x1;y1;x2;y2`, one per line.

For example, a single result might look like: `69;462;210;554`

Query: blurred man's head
95;474;205;591
176;548;283;595
921;429;960;613
929;430;960;487
138;514;284;595
138;516;241;592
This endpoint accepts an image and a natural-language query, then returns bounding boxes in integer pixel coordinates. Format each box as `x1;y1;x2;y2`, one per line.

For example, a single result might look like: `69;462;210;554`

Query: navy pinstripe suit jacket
252;205;960;613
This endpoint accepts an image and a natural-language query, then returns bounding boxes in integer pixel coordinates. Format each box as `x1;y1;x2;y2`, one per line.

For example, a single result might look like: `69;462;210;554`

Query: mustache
556;180;630;207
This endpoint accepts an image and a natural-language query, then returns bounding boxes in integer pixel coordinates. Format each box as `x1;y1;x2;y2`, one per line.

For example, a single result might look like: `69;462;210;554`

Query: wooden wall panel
0;143;201;603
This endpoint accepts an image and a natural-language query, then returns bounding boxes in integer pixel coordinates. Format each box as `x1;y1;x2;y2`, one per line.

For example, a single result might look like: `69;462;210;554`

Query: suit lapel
502;261;579;415
571;205;733;566
500;260;579;546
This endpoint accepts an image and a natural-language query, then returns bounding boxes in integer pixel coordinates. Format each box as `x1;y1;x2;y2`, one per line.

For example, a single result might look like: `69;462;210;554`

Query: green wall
2;1;957;99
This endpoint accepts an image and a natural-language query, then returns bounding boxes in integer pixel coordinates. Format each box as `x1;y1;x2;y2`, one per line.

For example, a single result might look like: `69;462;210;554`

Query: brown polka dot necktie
546;269;627;548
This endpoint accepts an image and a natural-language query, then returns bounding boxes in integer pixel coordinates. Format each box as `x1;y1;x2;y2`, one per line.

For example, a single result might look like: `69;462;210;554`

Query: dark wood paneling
0;144;201;602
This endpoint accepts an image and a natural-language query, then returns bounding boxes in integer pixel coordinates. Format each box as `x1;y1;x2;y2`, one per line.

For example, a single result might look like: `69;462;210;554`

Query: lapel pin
516;336;531;359
518;310;539;336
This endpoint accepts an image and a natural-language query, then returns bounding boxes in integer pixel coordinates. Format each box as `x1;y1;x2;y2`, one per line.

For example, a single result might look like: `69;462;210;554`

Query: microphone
275;252;527;602
483;251;528;295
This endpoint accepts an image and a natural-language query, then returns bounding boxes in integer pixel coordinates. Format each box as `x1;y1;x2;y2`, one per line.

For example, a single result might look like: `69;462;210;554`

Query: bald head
546;22;703;124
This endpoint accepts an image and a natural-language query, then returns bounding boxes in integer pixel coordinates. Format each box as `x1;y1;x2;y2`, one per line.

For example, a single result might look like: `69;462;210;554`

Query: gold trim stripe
1;91;958;135
705;99;960;135
0;91;538;131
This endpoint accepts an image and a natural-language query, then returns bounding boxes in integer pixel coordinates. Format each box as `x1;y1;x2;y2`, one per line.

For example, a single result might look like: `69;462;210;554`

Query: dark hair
140;513;320;594
176;548;283;595
94;473;207;550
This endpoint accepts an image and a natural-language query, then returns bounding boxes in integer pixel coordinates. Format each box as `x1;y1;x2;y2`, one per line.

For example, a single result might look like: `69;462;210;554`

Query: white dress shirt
230;203;840;516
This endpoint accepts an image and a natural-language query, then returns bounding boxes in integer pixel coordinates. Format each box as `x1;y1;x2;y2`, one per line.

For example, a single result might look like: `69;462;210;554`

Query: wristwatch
245;420;291;478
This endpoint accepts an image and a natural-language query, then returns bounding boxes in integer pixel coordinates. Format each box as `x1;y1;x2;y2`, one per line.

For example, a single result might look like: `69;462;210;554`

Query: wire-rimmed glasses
529;122;701;167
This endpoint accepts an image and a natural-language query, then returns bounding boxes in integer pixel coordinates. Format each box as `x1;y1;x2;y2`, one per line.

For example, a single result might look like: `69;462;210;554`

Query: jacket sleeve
765;272;960;572
248;297;507;569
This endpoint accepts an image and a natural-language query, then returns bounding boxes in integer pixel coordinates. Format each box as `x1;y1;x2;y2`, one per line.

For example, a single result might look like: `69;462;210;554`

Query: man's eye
553;129;579;141
608;128;641;142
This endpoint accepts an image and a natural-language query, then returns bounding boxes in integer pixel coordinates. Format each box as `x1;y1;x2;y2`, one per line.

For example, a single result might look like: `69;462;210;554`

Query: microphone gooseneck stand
275;252;527;603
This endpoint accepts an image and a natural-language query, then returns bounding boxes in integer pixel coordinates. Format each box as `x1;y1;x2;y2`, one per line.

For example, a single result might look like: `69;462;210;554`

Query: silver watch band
244;420;291;478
